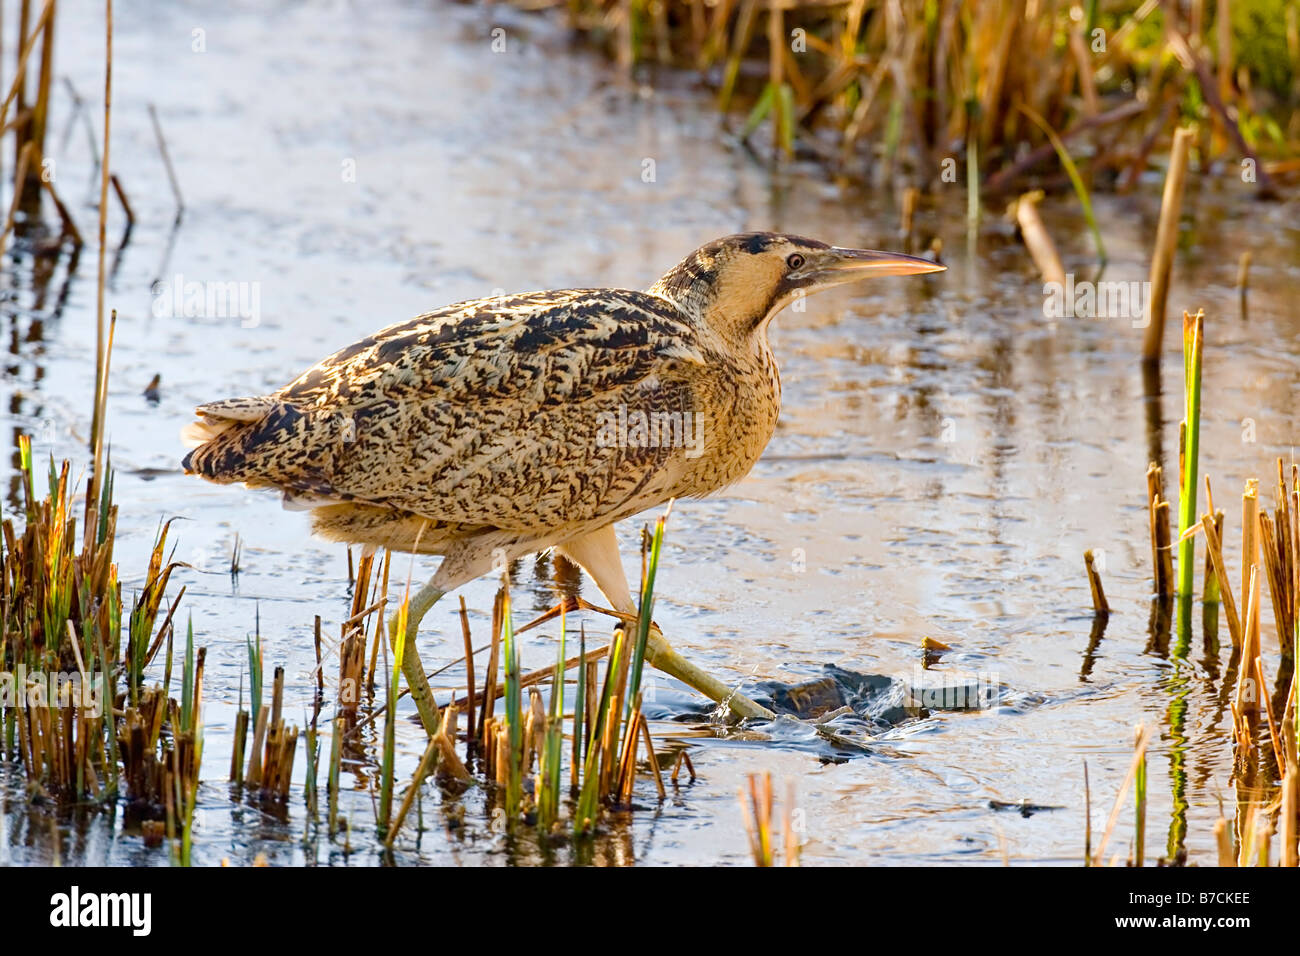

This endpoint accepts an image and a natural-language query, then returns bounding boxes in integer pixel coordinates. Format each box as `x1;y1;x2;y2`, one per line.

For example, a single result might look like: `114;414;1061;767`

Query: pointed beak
786;247;945;296
826;247;946;276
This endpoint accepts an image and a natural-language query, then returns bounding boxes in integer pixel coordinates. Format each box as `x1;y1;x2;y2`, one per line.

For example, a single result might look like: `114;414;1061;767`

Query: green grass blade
1018;102;1107;267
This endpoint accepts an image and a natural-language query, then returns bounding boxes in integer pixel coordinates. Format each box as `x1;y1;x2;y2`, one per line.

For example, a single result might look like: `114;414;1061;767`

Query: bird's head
648;232;944;342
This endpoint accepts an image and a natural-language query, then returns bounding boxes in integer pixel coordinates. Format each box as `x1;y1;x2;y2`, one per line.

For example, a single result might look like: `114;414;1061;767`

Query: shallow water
2;0;1299;866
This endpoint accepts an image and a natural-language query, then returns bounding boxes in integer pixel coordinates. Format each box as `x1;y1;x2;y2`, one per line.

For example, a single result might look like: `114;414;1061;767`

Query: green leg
389;581;445;737
644;624;775;721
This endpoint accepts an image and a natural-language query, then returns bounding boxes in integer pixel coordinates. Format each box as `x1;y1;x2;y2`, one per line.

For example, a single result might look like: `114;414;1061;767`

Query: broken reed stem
384;735;440;848
1148;463;1175;597
1141;128;1194;362
41;176;83;247
147;102;184;221
454;642;611;714
1214;815;1236;867
1204;510;1225;605
1255;656;1286;773
478;588;503;741
1242;479;1259;624
1084;550;1109;616
1200;501;1243;646
458;596;476;752
1238;564;1261;716
1015;191;1066;288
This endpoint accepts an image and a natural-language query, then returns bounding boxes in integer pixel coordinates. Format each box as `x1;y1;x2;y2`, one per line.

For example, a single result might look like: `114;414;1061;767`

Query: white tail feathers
180;418;230;449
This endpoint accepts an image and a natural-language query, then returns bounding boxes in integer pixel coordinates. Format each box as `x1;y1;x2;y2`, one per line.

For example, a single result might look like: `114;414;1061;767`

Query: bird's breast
669;345;781;498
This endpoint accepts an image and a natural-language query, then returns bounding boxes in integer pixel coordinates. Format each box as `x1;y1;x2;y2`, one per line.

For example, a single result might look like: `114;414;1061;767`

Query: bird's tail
180;395;281;482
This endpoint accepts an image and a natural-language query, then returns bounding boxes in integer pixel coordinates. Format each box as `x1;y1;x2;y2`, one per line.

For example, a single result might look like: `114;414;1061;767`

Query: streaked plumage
183;233;943;717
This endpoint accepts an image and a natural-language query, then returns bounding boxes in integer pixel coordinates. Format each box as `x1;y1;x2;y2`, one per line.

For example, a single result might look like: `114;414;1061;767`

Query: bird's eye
786;253;805;270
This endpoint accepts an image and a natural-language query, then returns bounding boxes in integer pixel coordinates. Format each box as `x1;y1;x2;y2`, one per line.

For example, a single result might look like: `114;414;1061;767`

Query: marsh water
2;0;1298;866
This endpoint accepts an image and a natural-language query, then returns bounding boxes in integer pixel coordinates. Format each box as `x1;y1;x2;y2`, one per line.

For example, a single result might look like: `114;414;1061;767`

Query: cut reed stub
1141;128;1196;362
1147;463;1175;598
1084;550;1110;616
1014;191;1066;289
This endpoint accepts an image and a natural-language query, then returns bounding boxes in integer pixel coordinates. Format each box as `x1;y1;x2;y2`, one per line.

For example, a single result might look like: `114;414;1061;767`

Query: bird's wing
189;289;711;532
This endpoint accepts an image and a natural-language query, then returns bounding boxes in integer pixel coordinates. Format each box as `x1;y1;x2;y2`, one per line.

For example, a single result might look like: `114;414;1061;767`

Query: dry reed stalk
600;630;633;798
738;771;775;865
1214;816;1236;866
1200;501;1243;646
0;140;35;256
146;103;184;221
1204;510;1225;604
783;778;800;865
384;734;440;848
615;699;643;804
0;0;54;131
1067;23;1098;116
107;173;132;229
585;657;599;757
640;712;666;801
1256;656;1286;773
40;175;83;247
1141;127;1194;362
337;627;365;720
1015;191;1066;288
1147;464;1174;597
245;704;268;787
454;642;611;712
1243;479;1260;632
458;596;476;751
521;688;541;776
1260;512;1295;657
1084;549;1109;616
1237;564;1261;716
1092;724;1153;866
434;701;470;782
478;588;503;739
1283;766;1298;867
767;1;781;155
899;185;918;252
230;709;248;783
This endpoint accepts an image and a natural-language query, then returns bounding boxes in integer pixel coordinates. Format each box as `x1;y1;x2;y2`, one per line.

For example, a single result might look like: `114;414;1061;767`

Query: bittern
183;233;943;724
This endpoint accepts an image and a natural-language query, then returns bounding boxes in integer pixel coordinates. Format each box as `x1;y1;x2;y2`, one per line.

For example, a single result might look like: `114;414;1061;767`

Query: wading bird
183;233;943;723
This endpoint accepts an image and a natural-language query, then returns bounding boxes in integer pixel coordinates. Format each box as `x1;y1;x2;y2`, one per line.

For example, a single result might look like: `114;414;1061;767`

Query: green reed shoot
379;599;407;835
1177;311;1204;600
501;582;523;825
572;624;587;794
575;630;623;836
627;512;666;716
247;628;263;722
537;610;566;831
1134;732;1147;866
304;720;320;822
181;617;195;732
328;715;344;838
1019;103;1107;266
